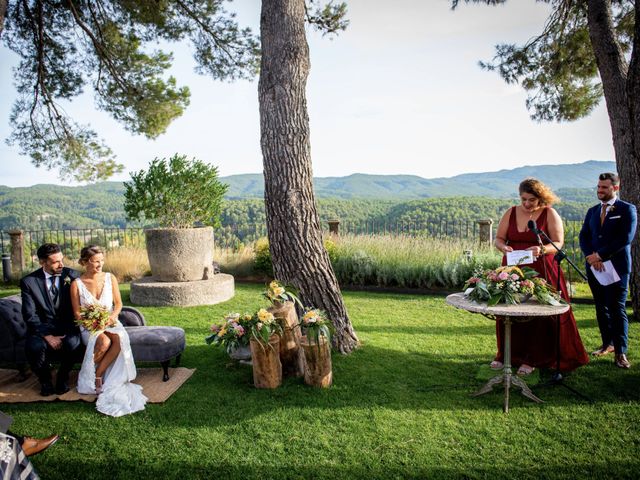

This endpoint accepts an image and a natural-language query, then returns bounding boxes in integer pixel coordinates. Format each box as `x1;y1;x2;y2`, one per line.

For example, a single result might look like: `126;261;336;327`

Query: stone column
328;219;340;235
8;230;25;278
477;219;493;246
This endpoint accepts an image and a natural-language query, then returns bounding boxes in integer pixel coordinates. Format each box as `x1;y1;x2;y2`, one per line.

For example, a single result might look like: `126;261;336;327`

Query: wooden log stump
301;335;333;388
250;335;282;389
269;301;305;378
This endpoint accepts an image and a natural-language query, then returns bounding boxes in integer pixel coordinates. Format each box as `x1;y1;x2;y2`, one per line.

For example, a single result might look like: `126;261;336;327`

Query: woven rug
0;367;195;404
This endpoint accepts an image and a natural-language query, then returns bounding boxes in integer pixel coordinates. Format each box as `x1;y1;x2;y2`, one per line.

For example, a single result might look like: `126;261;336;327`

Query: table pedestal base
472;371;542;413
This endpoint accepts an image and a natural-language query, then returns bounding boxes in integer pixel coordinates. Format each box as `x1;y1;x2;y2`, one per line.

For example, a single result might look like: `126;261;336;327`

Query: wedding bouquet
300;308;334;345
206;312;252;354
463;266;563;306
262;280;302;308
76;304;111;334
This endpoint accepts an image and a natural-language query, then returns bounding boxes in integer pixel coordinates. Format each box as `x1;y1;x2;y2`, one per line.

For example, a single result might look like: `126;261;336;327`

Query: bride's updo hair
79;245;104;266
519;178;559;206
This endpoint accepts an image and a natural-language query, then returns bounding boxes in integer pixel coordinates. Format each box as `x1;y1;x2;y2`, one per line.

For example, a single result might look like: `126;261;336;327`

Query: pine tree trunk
0;0;7;38
587;0;640;320
258;0;359;352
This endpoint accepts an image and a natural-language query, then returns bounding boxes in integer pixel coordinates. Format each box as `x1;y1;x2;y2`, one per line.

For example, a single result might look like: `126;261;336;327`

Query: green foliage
456;0;633;122
253;237;273;276
123;154;228;228
2;0;258;181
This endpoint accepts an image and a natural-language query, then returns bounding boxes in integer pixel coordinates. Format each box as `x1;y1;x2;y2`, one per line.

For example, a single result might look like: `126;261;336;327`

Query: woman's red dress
494;207;589;372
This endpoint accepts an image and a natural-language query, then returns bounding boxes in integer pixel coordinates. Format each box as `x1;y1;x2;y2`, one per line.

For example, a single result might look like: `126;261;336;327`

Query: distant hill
223;160;614;199
0;160;613;230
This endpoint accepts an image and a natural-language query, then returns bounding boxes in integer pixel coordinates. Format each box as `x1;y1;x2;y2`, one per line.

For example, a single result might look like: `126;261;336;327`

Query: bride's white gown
76;273;147;416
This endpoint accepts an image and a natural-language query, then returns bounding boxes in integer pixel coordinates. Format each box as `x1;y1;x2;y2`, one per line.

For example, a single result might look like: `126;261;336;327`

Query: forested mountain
0;160;611;230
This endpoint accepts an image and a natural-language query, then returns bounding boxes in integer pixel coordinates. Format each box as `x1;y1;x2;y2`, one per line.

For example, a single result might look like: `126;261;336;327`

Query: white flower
0;437;13;464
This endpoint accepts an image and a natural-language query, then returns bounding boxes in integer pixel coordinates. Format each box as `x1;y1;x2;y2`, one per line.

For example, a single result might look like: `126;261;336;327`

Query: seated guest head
518;178;559;212
37;243;64;275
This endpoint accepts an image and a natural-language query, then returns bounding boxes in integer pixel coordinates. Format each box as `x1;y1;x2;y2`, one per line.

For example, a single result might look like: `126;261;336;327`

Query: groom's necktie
600;203;608;226
50;277;59;305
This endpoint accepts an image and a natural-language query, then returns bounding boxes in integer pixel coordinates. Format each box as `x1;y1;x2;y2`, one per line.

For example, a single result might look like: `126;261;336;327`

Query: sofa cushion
126;326;185;363
0;296;27;342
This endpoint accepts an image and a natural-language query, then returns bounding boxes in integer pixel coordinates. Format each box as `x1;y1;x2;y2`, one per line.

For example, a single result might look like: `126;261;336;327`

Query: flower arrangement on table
300;308;334;345
76;304;112;334
262;280;302;308
463;266;563;306
206;312;253;354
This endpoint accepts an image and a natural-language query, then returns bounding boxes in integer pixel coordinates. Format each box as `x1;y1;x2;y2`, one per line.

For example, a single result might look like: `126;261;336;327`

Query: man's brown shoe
21;434;59;456
615;354;631;369
592;345;615;357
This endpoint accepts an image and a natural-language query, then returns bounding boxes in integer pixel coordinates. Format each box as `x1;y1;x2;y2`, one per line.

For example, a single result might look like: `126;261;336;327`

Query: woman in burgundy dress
492;178;589;375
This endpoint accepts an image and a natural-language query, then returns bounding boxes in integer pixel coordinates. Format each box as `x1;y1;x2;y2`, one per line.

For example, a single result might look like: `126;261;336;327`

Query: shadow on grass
34;456;640;480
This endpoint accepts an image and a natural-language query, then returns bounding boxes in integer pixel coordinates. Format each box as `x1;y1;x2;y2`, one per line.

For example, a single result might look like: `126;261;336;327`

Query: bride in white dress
70;245;147;417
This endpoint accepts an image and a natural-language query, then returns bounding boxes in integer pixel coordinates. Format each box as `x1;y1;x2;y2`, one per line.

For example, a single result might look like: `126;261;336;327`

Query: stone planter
145;227;214;282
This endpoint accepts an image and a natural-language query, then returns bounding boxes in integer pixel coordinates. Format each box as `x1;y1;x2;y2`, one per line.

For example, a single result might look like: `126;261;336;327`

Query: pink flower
498;271;509;281
234;325;245;336
510;273;519;281
468;277;480;284
210;324;220;332
522;280;534;289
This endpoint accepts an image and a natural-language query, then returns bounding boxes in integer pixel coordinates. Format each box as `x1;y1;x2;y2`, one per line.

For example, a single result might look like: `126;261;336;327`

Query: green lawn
2;283;639;479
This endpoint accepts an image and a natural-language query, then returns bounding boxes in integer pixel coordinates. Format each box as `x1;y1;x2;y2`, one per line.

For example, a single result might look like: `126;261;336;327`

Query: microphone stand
534;228;591;402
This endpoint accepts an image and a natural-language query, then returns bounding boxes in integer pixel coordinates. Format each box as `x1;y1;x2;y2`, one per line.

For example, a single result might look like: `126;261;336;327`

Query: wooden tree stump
269;301;305;378
300;335;332;388
250;335;282;389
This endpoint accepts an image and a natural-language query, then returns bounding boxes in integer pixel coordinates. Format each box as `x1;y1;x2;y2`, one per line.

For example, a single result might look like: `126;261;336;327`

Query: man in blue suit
579;172;638;368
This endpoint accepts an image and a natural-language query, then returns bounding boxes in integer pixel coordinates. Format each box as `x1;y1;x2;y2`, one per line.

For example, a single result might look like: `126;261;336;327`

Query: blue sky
0;0;614;187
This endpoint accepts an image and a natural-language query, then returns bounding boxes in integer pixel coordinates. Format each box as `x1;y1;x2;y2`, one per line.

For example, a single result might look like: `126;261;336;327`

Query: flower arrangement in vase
206;312;253;359
262;280;302;308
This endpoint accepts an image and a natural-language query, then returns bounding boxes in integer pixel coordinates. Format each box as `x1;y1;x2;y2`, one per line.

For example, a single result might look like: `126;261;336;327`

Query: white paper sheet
590;260;621;286
506;250;534;266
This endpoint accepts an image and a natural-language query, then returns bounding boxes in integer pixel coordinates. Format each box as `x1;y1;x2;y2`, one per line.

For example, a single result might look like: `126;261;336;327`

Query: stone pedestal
130;273;235;307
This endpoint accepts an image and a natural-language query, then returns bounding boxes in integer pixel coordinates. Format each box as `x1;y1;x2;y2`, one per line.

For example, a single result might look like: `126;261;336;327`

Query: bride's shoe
95;376;103;395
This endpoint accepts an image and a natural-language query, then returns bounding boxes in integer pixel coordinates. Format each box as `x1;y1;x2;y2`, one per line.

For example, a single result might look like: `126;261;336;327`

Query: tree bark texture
301;335;333;388
0;0;7;38
587;0;640;319
250;335;282;389
258;0;359;351
269;301;305;377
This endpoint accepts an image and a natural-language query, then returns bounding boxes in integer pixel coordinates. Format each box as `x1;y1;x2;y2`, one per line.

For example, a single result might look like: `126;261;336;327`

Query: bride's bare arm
110;274;123;323
70;281;82;321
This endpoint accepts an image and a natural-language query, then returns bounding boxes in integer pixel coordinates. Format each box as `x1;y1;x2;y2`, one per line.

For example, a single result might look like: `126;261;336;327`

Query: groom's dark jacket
579;198;638;275
20;267;81;337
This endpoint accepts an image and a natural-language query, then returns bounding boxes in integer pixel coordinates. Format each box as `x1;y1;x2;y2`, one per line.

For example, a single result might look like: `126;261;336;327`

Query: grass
2;283;639;479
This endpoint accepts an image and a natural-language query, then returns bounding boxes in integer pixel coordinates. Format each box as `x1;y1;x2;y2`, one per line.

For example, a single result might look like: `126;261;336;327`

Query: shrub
124;154;228;228
253;237;273;275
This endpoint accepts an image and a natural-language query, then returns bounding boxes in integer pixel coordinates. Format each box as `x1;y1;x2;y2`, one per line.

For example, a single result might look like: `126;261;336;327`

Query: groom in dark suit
21;243;83;395
579;172;638;369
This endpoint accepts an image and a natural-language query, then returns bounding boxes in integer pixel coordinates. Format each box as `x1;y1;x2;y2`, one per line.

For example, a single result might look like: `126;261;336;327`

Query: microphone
527;219;541;234
527;219;544;248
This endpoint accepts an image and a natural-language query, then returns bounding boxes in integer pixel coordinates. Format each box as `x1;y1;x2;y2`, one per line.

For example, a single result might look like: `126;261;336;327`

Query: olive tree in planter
124;154;228;282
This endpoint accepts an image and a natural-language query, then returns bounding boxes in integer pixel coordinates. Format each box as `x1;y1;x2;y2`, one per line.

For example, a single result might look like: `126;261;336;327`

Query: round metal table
446;292;570;413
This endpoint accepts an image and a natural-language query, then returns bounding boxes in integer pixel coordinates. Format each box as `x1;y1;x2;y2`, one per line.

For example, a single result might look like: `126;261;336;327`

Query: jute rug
0;367;195;404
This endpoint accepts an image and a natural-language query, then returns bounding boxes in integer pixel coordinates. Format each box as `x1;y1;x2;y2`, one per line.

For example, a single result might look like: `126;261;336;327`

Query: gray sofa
0;295;185;382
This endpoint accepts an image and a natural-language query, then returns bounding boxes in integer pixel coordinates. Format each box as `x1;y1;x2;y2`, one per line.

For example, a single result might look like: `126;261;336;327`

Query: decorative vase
229;345;252;361
300;335;332;388
249;335;282;389
268;301;305;378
